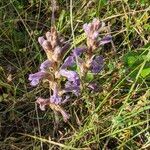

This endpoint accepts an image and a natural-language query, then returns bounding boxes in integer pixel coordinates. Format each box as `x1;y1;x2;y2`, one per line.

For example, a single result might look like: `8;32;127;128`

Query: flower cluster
29;18;111;122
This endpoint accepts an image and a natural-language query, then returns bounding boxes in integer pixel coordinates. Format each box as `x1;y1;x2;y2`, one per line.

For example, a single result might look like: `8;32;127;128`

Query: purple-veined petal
83;23;90;34
50;92;62;104
40;60;52;71
61;56;75;69
92;31;99;40
83;18;101;40
90;56;104;73
59;69;79;84
99;35;112;45
65;81;80;96
28;71;47;86
72;47;86;57
50;94;62;104
61;43;70;55
59;69;80;95
50;84;62;104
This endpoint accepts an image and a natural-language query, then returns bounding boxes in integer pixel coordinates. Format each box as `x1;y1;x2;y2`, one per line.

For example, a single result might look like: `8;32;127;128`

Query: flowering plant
29;18;112;122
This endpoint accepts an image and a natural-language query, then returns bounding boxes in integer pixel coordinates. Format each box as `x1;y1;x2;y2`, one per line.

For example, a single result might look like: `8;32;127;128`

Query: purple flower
36;97;50;111
61;43;70;55
61;56;75;69
83;18;101;40
83;23;90;34
28;71;47;86
61;47;86;69
50;86;62;104
38;36;52;52
59;69;80;95
90;56;104;73
40;60;52;71
65;81;80;96
72;47;86;57
42;41;52;51
99;35;112;45
59;69;80;85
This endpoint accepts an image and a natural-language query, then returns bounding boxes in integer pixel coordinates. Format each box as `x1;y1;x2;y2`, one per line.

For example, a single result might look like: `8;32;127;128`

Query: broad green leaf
141;67;150;78
85;73;94;82
123;52;139;67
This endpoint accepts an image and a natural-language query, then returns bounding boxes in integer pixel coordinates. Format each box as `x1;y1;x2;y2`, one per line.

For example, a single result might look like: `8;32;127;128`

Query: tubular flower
38;36;45;45
64;81;80;96
29;18;112;122
29;59;54;86
83;18;101;40
73;47;86;57
38;27;70;62
28;71;48;86
90;56;104;73
99;35;112;45
50;85;62;104
83;18;112;51
59;69;80;85
59;69;80;96
40;59;52;71
61;47;86;70
61;55;75;69
83;18;102;50
38;36;52;52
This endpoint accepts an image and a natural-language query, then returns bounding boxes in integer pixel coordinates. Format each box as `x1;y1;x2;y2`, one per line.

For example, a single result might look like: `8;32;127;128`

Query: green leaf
123;52;136;67
85;73;94;82
141;67;150;78
140;0;149;5
126;55;138;67
99;0;108;6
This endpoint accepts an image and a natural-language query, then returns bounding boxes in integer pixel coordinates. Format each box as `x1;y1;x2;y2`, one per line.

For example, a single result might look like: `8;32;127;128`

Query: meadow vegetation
0;0;150;149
